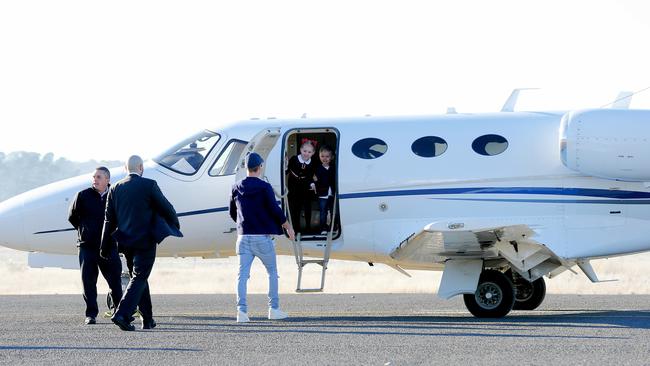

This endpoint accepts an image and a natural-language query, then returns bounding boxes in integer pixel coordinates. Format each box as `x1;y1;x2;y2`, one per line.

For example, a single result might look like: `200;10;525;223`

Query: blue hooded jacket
229;177;287;235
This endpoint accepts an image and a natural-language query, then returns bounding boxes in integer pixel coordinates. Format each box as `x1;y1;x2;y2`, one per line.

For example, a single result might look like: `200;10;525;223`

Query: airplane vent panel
560;109;650;181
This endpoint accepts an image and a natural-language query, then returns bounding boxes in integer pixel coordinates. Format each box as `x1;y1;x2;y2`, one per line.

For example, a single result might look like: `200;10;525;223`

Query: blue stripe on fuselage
32;187;650;235
430;197;650;204
338;187;650;200
177;206;229;217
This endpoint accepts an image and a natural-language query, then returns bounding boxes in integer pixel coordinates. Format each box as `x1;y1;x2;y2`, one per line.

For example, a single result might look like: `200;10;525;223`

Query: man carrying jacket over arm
100;155;180;331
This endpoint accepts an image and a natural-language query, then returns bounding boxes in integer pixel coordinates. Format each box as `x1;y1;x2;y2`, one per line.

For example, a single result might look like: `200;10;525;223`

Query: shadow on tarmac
0;345;201;352
153;309;650;339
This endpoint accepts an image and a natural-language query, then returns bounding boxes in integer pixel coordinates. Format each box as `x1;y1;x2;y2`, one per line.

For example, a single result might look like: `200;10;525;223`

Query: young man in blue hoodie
229;152;295;322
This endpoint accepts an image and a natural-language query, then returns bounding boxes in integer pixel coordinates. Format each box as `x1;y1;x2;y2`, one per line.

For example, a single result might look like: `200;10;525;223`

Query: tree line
0;151;122;202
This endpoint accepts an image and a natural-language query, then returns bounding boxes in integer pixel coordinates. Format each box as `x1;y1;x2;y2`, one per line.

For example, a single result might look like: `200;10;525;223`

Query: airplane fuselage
2;109;650;271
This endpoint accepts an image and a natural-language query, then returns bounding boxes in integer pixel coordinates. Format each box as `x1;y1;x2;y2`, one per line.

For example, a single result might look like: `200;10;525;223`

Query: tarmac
1;293;650;365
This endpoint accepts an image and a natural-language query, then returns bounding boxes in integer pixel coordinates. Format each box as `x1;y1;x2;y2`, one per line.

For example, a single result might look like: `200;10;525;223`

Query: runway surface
1;294;650;365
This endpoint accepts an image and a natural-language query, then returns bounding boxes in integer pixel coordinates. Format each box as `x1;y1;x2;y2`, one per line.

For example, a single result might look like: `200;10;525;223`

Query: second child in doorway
287;140;317;234
314;146;336;235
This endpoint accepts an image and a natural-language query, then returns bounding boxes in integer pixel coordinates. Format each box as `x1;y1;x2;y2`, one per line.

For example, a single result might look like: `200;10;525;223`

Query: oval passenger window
411;136;448;157
472;134;508;156
351;138;388;159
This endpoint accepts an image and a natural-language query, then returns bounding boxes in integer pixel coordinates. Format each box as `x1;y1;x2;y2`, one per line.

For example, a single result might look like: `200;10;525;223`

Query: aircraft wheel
463;270;515;318
106;292;114;310
513;276;546;310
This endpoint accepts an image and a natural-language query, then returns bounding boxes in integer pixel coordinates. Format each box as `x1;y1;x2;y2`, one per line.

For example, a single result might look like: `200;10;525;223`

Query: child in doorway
286;139;317;234
314;145;336;235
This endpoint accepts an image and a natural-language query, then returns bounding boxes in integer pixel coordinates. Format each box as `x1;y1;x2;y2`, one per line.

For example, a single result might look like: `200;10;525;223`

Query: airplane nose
0;195;26;251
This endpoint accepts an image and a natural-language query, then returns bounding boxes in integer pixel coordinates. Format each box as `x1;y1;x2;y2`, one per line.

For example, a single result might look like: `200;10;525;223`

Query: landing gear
105;269;131;315
512;275;546;311
463;270;515;318
104;291;117;319
106;292;115;310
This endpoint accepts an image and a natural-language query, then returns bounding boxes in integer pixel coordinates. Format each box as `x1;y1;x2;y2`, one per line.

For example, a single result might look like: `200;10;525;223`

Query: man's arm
281;220;295;241
229;189;238;223
150;181;180;229
67;191;81;229
264;185;294;240
100;188;116;258
264;185;285;223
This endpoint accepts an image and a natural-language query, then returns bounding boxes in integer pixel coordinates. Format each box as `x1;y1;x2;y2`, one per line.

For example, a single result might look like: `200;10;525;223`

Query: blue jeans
319;196;334;231
236;235;279;313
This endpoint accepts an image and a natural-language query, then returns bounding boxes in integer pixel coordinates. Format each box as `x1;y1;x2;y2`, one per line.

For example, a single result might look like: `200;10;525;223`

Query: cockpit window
209;139;248;176
153;130;220;175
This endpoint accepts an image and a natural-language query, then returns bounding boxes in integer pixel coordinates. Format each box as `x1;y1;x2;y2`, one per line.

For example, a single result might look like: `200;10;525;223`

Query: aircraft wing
389;223;572;281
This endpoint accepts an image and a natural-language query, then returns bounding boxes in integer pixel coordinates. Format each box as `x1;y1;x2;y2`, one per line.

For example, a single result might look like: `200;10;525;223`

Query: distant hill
0;151;122;202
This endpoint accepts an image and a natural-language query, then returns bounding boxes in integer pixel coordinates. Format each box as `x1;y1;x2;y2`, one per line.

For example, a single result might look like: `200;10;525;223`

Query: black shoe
84;317;96;325
142;318;156;330
111;314;135;331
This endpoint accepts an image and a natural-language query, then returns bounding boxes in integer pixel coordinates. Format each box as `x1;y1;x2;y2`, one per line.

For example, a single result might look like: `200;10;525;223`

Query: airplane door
236;127;282;181
181;138;248;258
281;128;341;241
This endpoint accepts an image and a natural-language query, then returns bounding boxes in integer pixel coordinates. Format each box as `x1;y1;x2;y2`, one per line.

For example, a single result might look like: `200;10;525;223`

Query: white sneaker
237;310;250;323
268;308;288;320
320;231;328;235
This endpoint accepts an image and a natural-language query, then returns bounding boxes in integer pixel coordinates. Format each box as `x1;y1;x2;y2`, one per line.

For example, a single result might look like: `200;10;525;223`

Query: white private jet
1;90;649;318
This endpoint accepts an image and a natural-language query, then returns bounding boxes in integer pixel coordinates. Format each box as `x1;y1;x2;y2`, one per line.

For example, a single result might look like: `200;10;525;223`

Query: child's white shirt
297;155;311;164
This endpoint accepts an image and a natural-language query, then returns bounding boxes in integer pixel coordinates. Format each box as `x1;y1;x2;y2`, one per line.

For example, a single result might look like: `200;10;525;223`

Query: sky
1;0;649;161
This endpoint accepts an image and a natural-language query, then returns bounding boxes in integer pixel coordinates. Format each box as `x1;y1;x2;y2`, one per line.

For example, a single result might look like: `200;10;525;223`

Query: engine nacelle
560;109;650;181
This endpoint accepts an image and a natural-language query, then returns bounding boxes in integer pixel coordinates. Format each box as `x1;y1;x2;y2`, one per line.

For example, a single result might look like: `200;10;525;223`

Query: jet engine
560;108;650;181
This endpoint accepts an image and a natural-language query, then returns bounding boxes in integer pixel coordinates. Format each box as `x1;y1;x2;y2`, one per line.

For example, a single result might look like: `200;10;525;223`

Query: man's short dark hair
96;166;110;179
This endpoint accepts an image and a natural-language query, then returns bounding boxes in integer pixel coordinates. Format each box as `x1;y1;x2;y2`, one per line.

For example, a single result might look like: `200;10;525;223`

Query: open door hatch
282;128;341;293
235;127;282;181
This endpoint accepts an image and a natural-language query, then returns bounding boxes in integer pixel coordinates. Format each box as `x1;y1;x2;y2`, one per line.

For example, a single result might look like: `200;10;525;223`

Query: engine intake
560;109;650;181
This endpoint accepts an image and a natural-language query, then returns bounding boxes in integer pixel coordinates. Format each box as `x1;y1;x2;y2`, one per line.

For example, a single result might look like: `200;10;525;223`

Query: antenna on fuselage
611;91;633;109
501;88;539;112
600;86;650;109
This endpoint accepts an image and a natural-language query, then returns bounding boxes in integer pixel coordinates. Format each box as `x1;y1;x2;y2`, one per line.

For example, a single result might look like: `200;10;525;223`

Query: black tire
106;292;114;310
463;270;515;318
513;277;546;310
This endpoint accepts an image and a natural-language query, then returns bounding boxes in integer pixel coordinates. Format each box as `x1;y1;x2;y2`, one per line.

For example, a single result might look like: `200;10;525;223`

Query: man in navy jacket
68;167;123;325
229;152;295;322
100;155;179;331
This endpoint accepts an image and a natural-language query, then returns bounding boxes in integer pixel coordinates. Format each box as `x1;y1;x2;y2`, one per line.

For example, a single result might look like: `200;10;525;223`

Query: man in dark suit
68;166;123;325
100;155;180;331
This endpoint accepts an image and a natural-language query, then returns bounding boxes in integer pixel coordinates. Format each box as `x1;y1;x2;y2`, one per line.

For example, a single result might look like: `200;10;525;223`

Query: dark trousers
79;246;123;318
114;245;156;322
288;191;312;234
318;196;334;231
